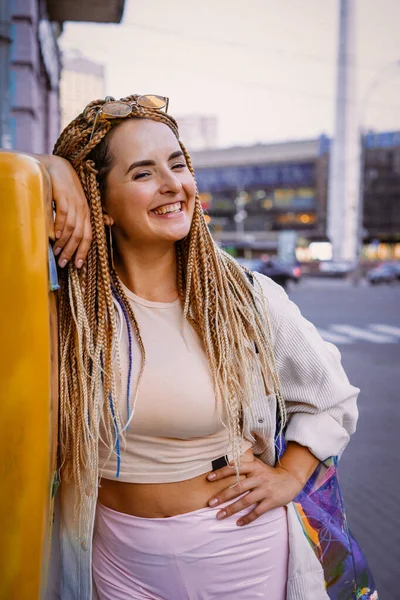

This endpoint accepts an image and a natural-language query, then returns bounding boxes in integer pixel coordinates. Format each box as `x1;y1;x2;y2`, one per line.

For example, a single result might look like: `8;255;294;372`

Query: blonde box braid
53;95;286;513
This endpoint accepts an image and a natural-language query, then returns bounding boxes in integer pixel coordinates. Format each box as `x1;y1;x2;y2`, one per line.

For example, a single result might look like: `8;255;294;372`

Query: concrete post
327;0;360;262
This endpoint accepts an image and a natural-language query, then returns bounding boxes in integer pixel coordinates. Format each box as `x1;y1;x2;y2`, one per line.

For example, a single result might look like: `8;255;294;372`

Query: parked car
367;263;399;285
236;257;301;289
382;261;400;280
319;260;356;277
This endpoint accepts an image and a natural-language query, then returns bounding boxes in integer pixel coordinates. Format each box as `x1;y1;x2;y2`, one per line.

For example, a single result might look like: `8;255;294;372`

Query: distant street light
354;59;400;284
233;209;247;223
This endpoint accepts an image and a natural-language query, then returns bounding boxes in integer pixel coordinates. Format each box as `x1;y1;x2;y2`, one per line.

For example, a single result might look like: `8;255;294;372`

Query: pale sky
60;0;400;148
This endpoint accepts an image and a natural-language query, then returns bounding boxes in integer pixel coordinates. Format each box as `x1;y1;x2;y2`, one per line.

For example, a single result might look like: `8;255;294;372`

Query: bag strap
244;270;254;286
244;270;259;354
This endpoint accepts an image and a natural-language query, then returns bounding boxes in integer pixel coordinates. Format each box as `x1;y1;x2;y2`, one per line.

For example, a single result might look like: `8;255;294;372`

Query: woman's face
103;118;196;248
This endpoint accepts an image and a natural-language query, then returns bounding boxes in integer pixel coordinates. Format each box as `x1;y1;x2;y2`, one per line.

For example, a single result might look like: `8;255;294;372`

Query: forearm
32;153;55;169
0;148;55;170
0;149;92;267
277;441;319;488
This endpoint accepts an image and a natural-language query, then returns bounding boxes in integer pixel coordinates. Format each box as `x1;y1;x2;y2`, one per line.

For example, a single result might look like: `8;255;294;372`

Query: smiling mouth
150;201;182;215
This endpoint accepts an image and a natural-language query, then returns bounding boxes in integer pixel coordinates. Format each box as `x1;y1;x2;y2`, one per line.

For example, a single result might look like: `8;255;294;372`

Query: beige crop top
98;282;252;483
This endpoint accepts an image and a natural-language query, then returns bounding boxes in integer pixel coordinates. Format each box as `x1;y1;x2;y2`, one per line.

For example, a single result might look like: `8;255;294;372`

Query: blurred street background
1;0;399;597
288;278;400;599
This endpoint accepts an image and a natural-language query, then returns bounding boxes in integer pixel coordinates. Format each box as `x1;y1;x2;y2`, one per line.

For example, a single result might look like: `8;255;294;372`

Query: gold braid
54;95;286;514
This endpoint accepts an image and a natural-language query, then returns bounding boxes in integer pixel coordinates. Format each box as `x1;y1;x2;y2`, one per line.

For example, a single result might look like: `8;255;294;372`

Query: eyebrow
125;151;184;176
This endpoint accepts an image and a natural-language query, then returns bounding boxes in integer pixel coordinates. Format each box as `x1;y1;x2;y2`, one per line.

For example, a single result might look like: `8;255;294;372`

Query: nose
158;170;182;195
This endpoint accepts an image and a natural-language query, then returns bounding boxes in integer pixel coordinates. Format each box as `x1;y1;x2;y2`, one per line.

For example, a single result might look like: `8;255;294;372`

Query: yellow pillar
0;153;58;600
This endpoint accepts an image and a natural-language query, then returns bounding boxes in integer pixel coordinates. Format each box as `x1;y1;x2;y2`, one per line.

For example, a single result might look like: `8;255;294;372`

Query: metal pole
327;0;359;263
352;132;365;285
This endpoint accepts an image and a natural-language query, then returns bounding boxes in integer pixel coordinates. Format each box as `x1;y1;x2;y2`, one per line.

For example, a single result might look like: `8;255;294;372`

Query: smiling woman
36;94;371;600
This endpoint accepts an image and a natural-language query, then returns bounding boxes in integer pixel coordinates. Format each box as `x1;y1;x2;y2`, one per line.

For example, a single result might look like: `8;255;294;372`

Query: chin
165;226;191;243
157;218;192;243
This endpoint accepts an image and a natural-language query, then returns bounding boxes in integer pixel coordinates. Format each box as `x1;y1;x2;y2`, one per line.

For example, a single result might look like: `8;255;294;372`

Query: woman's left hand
207;457;304;527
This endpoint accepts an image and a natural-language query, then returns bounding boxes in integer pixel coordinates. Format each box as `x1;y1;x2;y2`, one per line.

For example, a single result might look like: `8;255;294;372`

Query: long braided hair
53;94;286;508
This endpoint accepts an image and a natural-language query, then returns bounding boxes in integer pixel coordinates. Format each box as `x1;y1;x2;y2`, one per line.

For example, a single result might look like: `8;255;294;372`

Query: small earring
107;225;115;270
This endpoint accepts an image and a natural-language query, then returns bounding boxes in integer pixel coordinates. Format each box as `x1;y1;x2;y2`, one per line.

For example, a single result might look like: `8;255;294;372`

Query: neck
113;239;178;303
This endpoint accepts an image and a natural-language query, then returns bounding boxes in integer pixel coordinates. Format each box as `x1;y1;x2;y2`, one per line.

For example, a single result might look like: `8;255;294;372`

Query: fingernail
59;259;68;268
56;230;62;239
237;520;243;527
53;247;61;256
209;498;218;507
77;259;83;269
207;473;216;480
217;510;226;520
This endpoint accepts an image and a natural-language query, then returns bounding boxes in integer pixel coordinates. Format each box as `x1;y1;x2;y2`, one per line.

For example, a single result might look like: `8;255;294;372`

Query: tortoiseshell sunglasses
88;95;169;141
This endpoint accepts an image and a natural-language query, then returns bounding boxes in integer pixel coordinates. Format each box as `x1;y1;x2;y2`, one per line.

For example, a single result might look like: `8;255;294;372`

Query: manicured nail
56;230;62;239
217;510;226;520
77;259;83;269
209;498;218;507
207;473;216;480
59;258;68;268
53;247;61;256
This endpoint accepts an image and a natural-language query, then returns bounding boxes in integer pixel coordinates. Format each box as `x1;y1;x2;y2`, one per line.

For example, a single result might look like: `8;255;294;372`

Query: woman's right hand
38;155;92;269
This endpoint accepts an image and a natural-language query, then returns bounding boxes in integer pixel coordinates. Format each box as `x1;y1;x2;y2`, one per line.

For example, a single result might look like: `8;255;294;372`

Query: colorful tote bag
276;430;378;600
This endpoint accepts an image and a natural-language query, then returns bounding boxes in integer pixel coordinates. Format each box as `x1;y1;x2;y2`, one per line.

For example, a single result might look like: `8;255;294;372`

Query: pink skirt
93;496;289;600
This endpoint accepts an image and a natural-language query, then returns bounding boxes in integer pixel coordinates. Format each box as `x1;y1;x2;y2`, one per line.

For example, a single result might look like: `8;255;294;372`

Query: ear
103;212;115;227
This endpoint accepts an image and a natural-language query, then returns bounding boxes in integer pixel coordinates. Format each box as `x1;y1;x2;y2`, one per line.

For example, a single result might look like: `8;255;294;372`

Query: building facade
0;0;124;154
175;115;218;151
362;144;400;261
191;132;400;261
60;54;105;131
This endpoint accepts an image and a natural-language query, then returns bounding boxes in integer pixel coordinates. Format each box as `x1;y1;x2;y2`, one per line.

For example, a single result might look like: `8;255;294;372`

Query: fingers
207;461;255;482
52;203;92;269
53;196;69;242
53;205;78;267
215;490;266;526
49;157;93;268
208;476;257;508
207;458;282;527
74;216;93;268
236;501;270;527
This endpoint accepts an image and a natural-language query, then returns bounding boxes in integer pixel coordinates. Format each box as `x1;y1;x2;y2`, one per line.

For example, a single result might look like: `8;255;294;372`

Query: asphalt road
288;278;400;600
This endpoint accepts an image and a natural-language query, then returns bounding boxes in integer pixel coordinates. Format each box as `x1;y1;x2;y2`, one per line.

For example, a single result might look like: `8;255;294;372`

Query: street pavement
288;278;400;600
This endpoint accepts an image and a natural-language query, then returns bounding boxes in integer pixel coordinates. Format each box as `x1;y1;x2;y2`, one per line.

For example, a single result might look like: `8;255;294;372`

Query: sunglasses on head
88;95;169;141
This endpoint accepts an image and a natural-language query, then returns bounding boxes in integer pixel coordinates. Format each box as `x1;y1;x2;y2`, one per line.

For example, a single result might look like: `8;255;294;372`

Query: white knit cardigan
45;272;359;600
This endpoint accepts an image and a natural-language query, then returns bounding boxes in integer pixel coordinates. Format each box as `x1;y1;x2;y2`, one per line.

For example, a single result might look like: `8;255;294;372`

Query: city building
0;0;125;154
362;133;400;261
176;115;218;151
191;132;400;262
60;54;105;131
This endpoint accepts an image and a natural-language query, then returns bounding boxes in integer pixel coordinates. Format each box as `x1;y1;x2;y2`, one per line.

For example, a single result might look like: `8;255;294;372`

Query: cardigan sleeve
253;272;359;461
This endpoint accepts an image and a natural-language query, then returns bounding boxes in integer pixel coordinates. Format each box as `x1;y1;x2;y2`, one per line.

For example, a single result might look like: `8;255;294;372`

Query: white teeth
151;202;182;215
